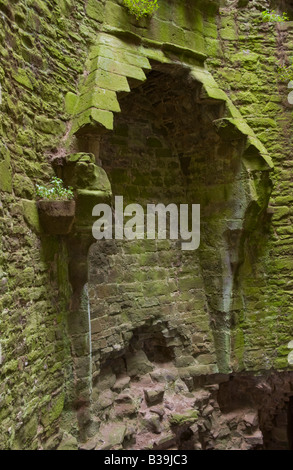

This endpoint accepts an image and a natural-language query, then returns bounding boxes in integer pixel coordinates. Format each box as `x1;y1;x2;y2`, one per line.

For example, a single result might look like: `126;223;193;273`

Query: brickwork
1;0;293;450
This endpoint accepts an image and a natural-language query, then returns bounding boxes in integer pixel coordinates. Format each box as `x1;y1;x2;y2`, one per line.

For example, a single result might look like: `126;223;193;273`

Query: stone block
153;432;176;450
95;389;115;410
140;413;161;433
90;44;151;70
125;350;153;377
57;433;78;451
22;199;41;233
76;87;121;114
0;147;12;193
96;57;146;82
169;409;198;426
144;386;165;405
86;0;104;22
112;375;131;392
112;402;137;418
95;423;126;450
93;366;116;392
71;108;114;134
75;188;112;228
82;69;130;93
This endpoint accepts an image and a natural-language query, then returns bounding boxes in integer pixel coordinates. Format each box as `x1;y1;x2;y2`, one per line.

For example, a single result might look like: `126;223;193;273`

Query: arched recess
63;55;273;440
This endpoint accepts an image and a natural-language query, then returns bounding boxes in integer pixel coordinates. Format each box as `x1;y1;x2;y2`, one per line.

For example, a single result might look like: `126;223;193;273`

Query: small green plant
277;63;293;82
122;0;158;20
261;9;289;22
36;177;74;200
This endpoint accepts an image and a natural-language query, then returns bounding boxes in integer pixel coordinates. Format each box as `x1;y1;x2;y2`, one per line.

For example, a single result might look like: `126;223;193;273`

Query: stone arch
63;42;273;441
87;60;272;370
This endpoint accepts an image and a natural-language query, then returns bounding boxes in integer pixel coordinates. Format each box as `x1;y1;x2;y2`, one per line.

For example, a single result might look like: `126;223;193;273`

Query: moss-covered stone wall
204;0;293;371
0;0;102;450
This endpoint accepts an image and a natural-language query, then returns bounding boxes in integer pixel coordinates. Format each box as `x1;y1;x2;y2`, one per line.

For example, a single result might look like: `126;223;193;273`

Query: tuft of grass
261;9;289;23
277;63;293;82
36;177;74;201
122;0;158;20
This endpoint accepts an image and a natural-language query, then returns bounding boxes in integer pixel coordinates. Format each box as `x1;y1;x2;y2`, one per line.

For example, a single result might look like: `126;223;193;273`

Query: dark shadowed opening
287;396;293;450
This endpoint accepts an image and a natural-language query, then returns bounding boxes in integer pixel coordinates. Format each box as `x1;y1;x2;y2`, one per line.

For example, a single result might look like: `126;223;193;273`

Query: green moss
95;56;147;82
82;69;130;93
35;116;66;135
233;328;245;367
205;37;220;57
65;92;79;114
13;174;35;199
75;188;112;227
42;391;66;428
104;0;133;28
0;158;12;192
76;87;121;114
231;51;260;65
64;158;112;190
57;433;78;450
40;236;60;263
204;85;228;102
71;107;114;134
2;359;19;374
18;416;38;444
86;0;105;22
169;409;198;425
122;0;158;20
220;26;237;40
67;152;95;164
12;68;33;90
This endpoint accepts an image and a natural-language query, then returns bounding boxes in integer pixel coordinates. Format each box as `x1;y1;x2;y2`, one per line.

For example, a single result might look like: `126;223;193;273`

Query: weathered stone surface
125;350;154;377
244;430;263;447
243;411;258;428
111;402;137;419
57;433;78;451
37;200;75;235
0;148;12;193
97;390;115;410
22;200;41;233
94;367;116;392
169;409;198;426
2;0;293;453
112;375;131;392
115;390;134;404
150;406;165;418
150;369;178;383
153;432;176;450
141;413;161;434
79;434;103;451
144;387;165;406
95;423;126;450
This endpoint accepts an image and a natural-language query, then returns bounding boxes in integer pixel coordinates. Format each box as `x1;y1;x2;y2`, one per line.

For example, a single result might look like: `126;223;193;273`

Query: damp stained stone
1;0;292;453
37;200;75;235
144;387;165;406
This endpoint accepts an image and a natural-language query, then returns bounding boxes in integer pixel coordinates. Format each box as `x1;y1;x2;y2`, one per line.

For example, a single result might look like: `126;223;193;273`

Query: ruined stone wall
90;71;219;375
205;0;293;371
0;0;224;450
1;0;293;451
0;0;106;450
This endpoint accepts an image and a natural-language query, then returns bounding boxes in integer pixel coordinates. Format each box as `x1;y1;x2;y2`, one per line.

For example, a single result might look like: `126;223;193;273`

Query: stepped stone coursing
1;0;293;450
